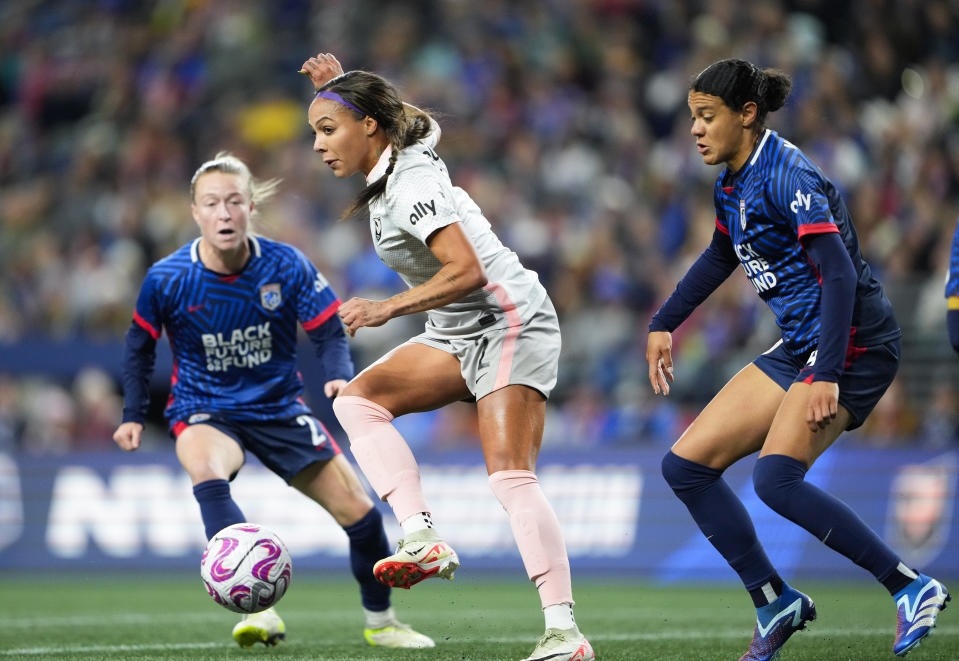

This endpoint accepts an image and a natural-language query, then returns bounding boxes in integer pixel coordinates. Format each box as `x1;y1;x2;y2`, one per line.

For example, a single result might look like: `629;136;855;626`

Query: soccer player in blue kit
112;153;433;650
947;216;959;353
646;59;950;660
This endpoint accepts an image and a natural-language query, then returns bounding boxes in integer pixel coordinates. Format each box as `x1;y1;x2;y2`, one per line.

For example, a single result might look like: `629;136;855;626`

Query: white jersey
366;121;548;339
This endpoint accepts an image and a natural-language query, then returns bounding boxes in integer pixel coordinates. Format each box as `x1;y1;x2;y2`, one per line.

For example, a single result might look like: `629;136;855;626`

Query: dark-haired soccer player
646;59;950;660
947;216;959;353
112;152;433;651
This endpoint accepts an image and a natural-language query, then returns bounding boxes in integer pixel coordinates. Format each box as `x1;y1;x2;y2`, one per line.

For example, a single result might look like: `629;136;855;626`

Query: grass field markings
4;626;957;656
0;642;224;656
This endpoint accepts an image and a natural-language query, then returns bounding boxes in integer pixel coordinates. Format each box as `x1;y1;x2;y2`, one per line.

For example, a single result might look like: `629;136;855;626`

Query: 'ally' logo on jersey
790;189;812;214
260;283;282;310
409;199;436;225
372;216;382;241
739;199;747;230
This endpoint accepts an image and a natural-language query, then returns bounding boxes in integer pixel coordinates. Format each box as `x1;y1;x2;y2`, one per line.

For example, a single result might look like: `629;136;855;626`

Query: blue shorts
753;336;901;430
172;413;342;483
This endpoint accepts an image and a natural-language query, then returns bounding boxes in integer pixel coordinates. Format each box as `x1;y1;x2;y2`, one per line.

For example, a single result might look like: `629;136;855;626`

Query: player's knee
753;454;807;508
332;395;393;435
661;450;720;493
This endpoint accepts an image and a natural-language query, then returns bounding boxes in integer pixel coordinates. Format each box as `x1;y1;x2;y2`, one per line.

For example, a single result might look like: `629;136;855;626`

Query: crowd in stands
1;0;957;454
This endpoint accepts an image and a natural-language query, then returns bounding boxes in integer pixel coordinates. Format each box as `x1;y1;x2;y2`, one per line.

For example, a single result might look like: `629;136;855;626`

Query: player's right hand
299;52;345;90
646;331;674;396
113;422;143;452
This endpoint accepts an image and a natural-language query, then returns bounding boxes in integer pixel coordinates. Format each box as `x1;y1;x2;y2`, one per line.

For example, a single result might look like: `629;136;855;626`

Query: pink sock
488;469;574;608
332;395;429;522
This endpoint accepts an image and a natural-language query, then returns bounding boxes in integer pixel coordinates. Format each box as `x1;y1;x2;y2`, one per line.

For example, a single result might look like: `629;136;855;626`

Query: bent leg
664;364;787;606
755;383;915;594
293;455;391;613
333;342;470;524
175;424;246;539
480;386;573;613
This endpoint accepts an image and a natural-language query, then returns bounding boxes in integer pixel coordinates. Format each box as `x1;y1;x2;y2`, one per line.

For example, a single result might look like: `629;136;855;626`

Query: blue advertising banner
1;448;956;581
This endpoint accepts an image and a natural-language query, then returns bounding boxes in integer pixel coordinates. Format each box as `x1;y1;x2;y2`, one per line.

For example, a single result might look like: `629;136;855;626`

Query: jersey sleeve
770;166;838;240
291;248;341;331
390;164;460;245
947;216;959;299
132;269;164;339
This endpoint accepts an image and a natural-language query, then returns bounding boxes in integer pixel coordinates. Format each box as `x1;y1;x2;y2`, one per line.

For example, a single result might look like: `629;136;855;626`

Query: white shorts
409;297;561;400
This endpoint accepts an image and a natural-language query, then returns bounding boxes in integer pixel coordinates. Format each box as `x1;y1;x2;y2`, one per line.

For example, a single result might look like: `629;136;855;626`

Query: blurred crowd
1;0;958;454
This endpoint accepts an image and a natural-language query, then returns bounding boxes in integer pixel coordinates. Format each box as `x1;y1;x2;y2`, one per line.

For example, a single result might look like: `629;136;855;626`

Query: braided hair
691;59;792;131
317;71;433;219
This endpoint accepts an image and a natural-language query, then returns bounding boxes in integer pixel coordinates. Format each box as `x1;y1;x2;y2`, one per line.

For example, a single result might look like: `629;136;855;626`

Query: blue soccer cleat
893;574;950;656
740;583;816;661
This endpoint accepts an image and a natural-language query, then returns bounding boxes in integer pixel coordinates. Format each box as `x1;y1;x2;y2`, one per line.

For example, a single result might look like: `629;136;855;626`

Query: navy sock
343;507;391;612
753;454;906;593
192;479;245;540
662;451;782;607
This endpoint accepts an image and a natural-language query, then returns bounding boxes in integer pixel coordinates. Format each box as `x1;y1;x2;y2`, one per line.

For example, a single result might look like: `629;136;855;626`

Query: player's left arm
294;251;355;396
778;168;856;431
339;222;486;336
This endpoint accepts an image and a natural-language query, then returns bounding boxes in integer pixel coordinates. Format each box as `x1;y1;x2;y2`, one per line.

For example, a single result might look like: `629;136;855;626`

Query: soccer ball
200;523;292;614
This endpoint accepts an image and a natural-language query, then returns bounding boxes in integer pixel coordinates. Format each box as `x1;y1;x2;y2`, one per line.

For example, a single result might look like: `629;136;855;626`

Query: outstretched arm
646;227;738;395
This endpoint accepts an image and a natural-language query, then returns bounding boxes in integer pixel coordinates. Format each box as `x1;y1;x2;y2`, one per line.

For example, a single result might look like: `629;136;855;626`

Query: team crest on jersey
259;283;282;310
372;216;382;241
739;199;747;230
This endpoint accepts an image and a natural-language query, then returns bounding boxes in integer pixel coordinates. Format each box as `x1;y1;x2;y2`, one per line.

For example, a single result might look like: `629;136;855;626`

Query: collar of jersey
723;128;772;187
190;235;261;272
366;145;394;184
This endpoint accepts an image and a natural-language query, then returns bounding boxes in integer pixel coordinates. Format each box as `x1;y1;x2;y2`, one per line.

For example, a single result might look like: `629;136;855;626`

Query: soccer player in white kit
300;53;594;661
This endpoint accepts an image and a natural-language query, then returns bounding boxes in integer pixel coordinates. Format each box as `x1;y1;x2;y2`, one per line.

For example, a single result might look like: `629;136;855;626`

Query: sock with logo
343;507;391;612
193;479;245;540
753;454;909;594
662;451;782;607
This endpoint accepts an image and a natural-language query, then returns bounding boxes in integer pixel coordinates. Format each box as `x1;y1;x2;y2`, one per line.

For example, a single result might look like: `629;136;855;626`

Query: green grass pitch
2;572;957;660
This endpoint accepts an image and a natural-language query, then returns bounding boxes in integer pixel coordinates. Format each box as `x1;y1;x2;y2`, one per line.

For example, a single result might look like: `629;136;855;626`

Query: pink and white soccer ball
200;523;292;614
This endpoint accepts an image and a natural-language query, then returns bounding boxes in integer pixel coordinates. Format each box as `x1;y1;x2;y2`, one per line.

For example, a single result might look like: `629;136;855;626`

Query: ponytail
691;59;792;129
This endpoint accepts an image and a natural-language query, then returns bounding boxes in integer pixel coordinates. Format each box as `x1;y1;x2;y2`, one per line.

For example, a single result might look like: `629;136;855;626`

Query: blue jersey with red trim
713;129;899;356
947;216;959;299
132;235;341;422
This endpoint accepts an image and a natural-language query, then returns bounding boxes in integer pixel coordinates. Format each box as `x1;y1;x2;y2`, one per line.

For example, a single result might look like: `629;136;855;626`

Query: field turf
2;572;957;660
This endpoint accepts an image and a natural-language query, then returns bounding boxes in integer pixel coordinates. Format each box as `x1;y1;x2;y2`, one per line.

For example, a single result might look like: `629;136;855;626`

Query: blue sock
662;451;781;606
343;507;391;612
753;454;907;593
192;479;245;540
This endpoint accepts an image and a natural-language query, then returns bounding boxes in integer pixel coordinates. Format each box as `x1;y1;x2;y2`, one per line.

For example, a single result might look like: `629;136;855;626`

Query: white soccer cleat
373;529;460;589
522;627;594;661
364;620;436;648
232;607;286;647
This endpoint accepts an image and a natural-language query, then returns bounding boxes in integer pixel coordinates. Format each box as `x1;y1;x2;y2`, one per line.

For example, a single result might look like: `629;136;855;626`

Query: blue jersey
947;216;959;300
713;129;900;356
132;236;342;423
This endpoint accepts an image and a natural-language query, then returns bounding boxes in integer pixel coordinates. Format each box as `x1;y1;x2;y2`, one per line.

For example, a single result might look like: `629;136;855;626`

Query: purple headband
314;90;365;116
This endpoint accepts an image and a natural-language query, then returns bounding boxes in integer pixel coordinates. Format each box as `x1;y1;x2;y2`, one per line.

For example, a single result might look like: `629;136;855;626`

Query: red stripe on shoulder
715;217;730;236
133;311;160;339
302;299;341;331
797;222;839;238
